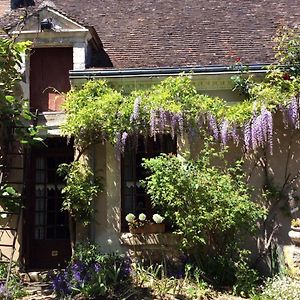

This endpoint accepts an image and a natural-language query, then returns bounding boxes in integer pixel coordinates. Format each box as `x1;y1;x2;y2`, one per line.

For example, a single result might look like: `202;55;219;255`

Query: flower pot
291;226;300;232
130;223;165;234
289;229;300;245
144;223;165;233
130;226;146;234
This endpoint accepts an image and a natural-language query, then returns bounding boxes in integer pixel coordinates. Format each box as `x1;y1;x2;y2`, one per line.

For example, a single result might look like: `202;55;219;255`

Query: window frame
121;135;177;232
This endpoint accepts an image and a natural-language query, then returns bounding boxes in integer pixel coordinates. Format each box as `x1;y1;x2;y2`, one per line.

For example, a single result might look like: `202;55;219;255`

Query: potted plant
144;213;165;233
291;218;300;231
125;213;165;234
289;218;300;244
125;213;147;233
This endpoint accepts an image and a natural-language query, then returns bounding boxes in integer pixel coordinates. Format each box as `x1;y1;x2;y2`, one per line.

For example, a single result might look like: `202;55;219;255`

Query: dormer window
11;0;35;9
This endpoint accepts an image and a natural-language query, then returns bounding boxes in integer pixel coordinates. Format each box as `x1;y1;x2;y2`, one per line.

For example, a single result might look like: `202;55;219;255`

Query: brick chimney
0;0;10;17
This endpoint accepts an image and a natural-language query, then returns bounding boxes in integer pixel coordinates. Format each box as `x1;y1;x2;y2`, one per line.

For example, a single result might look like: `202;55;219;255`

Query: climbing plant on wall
0;38;40;144
0;38;42;209
62;71;300;156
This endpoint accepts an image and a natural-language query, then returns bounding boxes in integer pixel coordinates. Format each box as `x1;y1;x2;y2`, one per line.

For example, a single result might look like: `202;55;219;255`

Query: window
121;135;176;231
11;0;35;9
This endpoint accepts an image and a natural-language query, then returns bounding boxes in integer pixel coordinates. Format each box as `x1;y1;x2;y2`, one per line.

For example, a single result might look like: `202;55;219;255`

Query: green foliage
0;184;21;213
57;161;103;225
0;38;40;144
233;250;259;297
274;26;300;78
62;68;300;151
252;275;300;300
142;137;265;248
52;242;133;299
133;262;213;299
0;263;27;299
142;136;265;284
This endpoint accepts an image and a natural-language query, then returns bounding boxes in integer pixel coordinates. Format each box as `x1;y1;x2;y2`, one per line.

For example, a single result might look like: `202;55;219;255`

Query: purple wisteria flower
150;110;157;138
287;96;299;129
159;108;167;132
230;124;239;144
243;121;252;152
171;113;178;139
220;119;229;145
121;132;128;153
251;114;263;149
207;114;219;141
132;96;141;121
261;106;273;153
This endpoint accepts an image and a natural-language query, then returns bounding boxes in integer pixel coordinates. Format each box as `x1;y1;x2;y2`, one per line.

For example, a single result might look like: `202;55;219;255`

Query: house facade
0;0;300;270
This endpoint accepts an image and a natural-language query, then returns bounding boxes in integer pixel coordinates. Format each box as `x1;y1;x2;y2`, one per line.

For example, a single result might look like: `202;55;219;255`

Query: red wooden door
25;138;73;269
30;47;73;111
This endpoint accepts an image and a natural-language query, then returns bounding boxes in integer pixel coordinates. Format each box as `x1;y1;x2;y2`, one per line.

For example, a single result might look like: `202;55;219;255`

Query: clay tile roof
1;0;300;69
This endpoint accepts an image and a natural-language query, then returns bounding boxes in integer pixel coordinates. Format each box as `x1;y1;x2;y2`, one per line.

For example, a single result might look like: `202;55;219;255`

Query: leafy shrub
52;242;132;299
233;250;259;297
57;162;103;225
253;275;300;300
0;263;26;299
142;137;266;284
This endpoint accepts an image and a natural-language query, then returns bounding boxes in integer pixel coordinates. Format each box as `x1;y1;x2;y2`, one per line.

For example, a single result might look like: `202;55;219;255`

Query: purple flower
251;114;263;150
230;124;239;144
0;283;10;298
261;106;273;154
94;262;101;272
171;113;177;139
159;108;167;132
207;114;219;141
220;120;229;145
121;132;128;153
288;97;299;128
52;271;72;296
71;262;85;283
131;96;142;122
243;121;252;152
150;110;157;138
120;258;132;278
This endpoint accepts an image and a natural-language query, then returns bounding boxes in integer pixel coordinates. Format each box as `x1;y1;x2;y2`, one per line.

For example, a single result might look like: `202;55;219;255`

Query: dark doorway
29;47;73;111
24;138;73;269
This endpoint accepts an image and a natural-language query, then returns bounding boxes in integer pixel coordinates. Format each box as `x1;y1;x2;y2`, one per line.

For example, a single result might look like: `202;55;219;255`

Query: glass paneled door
25;138;73;269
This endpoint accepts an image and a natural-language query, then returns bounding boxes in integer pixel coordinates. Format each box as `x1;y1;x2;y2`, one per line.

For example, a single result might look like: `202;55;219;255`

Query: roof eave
69;64;269;80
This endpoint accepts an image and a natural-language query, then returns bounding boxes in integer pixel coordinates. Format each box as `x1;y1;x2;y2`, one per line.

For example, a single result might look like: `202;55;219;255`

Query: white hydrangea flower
125;213;135;223
153;213;164;224
138;213;146;221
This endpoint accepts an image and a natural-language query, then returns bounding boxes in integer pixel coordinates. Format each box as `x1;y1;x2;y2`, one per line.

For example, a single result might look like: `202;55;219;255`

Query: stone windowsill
120;232;180;247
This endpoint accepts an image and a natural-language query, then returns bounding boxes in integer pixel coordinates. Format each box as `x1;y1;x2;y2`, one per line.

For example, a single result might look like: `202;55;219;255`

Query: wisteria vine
62;76;300;156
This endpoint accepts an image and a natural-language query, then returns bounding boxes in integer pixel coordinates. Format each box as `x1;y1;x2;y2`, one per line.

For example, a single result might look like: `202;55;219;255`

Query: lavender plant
52;242;132;299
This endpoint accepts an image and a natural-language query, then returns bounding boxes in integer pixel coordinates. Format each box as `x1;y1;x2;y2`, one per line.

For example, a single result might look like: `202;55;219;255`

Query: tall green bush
142;136;266;284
